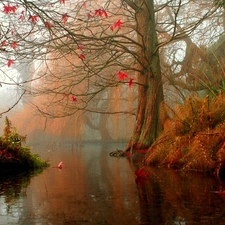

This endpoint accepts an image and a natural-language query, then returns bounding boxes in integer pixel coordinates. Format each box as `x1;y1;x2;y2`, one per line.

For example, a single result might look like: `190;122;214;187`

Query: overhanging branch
0;90;26;117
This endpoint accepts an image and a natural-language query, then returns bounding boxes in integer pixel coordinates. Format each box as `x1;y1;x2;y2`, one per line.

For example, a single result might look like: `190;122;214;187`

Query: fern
145;93;225;173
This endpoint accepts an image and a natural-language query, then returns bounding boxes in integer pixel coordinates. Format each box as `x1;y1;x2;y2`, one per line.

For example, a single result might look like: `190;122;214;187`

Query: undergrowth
145;92;225;174
0;117;49;170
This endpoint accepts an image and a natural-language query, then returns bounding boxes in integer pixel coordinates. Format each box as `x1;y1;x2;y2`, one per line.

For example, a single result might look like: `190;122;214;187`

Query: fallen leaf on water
58;161;63;169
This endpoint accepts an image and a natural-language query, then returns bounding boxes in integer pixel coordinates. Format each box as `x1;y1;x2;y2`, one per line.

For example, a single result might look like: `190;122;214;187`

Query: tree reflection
0;170;44;217
133;165;225;225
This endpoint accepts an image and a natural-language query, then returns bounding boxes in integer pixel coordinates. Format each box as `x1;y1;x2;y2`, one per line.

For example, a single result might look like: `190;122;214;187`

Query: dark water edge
0;142;225;224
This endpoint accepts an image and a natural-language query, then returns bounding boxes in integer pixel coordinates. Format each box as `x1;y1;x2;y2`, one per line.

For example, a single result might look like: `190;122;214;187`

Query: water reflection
136;167;225;225
0;170;42;225
0;142;225;225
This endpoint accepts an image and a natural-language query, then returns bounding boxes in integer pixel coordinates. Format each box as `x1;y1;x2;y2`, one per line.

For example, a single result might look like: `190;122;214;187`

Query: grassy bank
0;117;49;173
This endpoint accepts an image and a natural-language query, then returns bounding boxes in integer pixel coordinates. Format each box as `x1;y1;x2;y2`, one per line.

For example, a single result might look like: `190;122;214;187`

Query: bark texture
126;0;163;151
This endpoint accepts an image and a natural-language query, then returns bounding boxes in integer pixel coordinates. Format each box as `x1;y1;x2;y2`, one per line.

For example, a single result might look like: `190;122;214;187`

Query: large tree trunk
126;0;163;151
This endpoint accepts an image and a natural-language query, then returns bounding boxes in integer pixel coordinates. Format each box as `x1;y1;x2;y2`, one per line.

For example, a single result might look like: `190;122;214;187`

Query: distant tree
0;0;223;151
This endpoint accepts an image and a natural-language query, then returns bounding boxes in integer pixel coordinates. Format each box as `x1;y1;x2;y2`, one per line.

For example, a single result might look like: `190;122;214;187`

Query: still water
0;142;225;225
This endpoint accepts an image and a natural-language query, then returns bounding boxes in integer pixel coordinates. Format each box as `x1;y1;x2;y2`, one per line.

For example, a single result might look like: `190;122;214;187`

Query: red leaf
29;15;38;23
115;19;123;29
59;0;66;3
19;14;25;22
44;21;51;29
111;19;123;31
94;9;102;16
102;9;108;18
78;45;85;51
87;12;92;19
3;5;11;14
7;59;14;67
71;95;77;102
62;13;69;25
2;40;7;46
128;78;134;87
10;42;17;49
79;54;85;60
58;161;63;169
116;71;128;80
10;5;17;13
135;167;150;177
94;8;108;17
3;4;18;14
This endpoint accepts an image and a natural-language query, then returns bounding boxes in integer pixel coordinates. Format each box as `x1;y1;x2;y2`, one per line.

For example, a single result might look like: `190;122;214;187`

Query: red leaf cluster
110;19;123;31
3;4;18;14
117;71;128;80
116;71;134;87
94;8;108;18
29;15;38;23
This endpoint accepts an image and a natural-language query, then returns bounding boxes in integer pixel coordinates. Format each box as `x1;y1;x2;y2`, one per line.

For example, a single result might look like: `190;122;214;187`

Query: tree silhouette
0;0;223;151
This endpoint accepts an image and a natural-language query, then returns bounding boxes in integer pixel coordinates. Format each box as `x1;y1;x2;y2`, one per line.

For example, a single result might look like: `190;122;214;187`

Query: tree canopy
0;0;224;149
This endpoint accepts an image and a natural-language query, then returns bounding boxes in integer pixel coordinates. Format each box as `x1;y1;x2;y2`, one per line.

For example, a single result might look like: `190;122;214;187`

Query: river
0;142;225;225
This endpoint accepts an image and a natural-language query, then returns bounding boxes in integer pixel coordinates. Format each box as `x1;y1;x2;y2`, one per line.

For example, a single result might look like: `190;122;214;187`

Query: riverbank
0;117;49;174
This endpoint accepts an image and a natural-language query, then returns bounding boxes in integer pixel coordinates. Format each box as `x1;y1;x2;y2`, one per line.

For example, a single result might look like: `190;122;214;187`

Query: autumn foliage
0;117;49;171
145;93;225;176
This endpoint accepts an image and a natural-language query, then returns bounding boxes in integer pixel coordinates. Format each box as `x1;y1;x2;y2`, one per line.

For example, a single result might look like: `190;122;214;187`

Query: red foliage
29;15;38;23
7;59;14;67
19;14;25;22
116;71;128;80
135;167;150;178
2;40;7;46
3;4;18;14
44;21;51;29
135;167;150;185
110;19;123;31
94;8;108;18
10;42;18;49
86;12;92;19
78;45;85;51
58;161;63;169
128;78;134;87
71;95;77;102
62;13;69;25
79;54;86;60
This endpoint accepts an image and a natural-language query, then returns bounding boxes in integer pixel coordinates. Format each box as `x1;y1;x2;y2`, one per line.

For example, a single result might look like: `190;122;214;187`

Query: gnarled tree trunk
126;0;163;151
